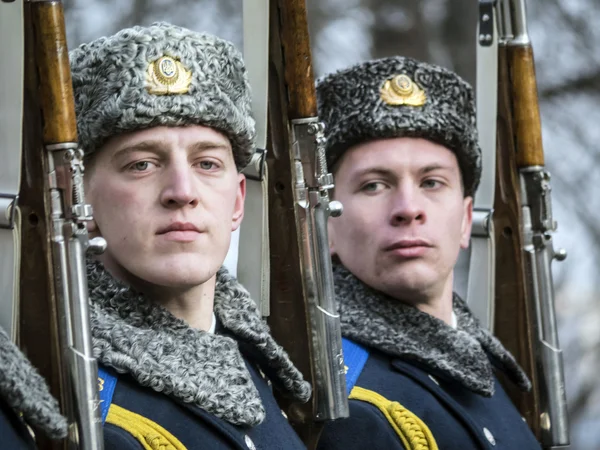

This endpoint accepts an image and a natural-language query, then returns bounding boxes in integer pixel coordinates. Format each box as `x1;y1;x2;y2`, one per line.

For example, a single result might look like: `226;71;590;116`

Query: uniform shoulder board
342;338;370;395
98;366;118;424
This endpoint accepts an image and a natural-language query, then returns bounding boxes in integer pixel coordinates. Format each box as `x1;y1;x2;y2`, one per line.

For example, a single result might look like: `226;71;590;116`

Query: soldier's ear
231;173;246;231
460;196;473;249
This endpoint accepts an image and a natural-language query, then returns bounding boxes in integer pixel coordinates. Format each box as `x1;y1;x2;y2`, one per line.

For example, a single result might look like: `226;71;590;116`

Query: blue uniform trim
342;338;370;395
98;367;118;424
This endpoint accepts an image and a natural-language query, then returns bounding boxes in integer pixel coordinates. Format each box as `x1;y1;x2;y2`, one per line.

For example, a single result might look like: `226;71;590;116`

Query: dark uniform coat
0;327;67;449
318;265;541;450
88;260;310;450
0;398;36;450
100;354;305;450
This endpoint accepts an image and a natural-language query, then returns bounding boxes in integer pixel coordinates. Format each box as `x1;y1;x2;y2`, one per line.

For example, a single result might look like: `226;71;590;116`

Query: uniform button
483;427;496;446
428;374;440;385
244;434;257;450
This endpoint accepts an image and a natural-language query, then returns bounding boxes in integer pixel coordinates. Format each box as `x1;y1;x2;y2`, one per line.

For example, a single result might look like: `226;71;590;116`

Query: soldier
315;56;541;449
70;22;310;449
0;327;66;449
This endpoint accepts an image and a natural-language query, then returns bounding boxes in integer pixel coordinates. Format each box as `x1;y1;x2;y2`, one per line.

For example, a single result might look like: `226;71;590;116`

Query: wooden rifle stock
19;2;77;448
508;45;544;168
493;43;541;440
31;2;78;144
266;0;323;447
277;0;317;118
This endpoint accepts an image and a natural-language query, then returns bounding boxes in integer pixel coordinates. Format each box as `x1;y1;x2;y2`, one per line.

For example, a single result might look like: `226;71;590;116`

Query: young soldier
315;57;541;449
0;328;66;449
70;22;310;449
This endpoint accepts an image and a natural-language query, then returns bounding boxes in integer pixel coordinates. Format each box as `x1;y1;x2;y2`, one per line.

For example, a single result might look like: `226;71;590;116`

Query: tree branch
539;70;600;100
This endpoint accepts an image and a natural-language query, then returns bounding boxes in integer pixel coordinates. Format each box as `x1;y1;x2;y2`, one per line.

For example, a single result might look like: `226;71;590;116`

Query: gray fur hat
70;22;255;170
316;56;481;196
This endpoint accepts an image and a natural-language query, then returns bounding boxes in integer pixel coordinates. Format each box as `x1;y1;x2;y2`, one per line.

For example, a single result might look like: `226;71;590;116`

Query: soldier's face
329;137;472;304
85;125;245;290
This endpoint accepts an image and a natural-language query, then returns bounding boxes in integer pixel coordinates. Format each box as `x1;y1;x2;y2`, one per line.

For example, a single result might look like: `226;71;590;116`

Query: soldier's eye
130;161;154;172
422;179;443;189
361;182;385;193
199;161;216;170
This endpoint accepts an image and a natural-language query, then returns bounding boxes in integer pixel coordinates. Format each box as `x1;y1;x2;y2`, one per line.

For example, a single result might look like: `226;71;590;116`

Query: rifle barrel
290;118;347;421
520;167;570;448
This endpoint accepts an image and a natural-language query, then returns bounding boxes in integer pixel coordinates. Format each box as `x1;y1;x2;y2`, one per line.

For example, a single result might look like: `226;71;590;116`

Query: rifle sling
0;0;25;341
235;0;271;317
466;1;499;332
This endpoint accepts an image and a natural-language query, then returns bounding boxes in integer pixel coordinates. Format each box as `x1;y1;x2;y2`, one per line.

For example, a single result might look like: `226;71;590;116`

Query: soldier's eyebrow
351;163;456;181
111;139;231;162
353;167;396;178
419;163;455;174
188;140;231;153
111;140;170;161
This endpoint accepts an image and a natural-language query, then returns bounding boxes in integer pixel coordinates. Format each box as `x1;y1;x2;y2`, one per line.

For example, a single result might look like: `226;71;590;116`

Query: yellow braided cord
350;386;438;450
106;403;187;450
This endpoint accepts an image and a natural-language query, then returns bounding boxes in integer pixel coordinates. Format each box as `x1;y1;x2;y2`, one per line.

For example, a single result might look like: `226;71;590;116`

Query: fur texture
333;264;531;396
87;260;311;426
70;22;255;170
0;327;67;439
316;56;481;196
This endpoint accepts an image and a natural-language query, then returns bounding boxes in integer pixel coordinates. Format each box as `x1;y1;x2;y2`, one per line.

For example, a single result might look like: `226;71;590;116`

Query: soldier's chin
124;255;221;290
377;268;439;301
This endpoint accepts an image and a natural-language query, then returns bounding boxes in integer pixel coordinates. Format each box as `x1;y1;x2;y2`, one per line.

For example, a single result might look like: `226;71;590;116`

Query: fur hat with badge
69;22;255;170
316;56;482;196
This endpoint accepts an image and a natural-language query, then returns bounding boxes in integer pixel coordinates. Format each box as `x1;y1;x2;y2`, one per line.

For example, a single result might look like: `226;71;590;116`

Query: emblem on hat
380;74;426;107
146;55;192;95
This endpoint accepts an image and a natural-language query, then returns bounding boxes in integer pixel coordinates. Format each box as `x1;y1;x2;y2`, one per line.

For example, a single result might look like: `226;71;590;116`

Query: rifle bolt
88;236;107;255
329;201;343;218
554;248;567;261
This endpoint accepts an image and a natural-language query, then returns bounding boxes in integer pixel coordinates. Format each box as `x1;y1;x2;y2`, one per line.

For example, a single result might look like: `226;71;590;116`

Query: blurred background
62;0;600;448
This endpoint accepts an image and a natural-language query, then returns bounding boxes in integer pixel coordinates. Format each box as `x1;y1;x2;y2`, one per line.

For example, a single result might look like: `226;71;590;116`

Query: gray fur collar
88;260;310;426
0;327;67;439
334;264;531;397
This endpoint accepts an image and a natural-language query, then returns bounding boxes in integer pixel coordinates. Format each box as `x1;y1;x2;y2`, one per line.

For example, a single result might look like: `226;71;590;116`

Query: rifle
266;0;349;447
18;1;105;448
492;0;569;448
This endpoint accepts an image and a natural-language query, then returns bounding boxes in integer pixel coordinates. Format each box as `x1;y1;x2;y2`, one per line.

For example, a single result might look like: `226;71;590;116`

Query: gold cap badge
380;74;426;107
145;56;192;95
